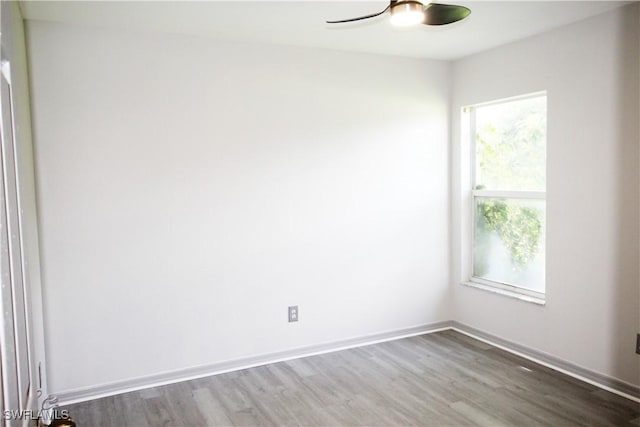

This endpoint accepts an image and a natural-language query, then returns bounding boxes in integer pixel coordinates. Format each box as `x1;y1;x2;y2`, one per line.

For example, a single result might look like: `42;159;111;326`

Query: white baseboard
451;322;640;402
55;320;639;406
56;321;453;406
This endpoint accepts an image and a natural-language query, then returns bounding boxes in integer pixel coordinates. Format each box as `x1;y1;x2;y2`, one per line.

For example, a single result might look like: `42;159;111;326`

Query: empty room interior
0;0;639;425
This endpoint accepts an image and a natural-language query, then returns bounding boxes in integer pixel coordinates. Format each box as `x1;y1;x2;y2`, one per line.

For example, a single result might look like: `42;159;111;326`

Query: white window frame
466;92;547;302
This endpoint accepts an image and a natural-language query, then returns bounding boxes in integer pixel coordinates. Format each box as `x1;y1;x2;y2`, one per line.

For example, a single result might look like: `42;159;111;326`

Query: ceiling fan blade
326;5;390;24
423;3;471;26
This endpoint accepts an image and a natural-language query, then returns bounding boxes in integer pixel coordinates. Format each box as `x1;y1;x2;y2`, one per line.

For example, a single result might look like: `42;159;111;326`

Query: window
466;93;546;299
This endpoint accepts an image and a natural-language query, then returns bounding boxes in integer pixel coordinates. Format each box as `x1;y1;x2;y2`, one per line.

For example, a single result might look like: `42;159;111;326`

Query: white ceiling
19;1;631;60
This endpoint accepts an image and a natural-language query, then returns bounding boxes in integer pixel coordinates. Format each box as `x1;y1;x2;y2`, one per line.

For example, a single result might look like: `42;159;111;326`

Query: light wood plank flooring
61;330;640;426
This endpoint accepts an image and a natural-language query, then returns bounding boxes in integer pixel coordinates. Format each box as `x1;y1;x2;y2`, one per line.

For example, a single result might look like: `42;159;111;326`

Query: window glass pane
473;197;545;292
475;96;546;191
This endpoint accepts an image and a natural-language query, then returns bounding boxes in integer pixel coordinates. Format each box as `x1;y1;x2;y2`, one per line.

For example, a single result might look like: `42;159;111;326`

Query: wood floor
61;330;640;426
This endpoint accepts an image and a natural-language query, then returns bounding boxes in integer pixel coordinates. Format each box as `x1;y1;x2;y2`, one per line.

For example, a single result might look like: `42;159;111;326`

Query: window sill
461;281;546;306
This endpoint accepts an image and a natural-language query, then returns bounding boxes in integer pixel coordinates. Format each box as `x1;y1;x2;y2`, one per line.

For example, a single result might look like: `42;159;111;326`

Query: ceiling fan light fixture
326;1;469;27
390;1;426;27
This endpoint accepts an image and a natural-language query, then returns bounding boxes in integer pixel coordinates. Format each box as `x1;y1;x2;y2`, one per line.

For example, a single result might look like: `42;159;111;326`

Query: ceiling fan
326;1;471;27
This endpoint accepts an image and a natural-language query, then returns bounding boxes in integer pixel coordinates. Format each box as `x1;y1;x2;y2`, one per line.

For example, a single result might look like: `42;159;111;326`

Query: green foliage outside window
476;199;543;269
475;96;546;272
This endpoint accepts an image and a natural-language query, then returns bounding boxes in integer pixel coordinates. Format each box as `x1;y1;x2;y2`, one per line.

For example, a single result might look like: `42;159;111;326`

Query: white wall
26;21;451;393
0;1;48;409
451;5;639;386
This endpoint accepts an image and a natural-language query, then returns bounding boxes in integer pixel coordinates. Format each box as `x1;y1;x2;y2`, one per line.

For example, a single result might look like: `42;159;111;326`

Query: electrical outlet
288;306;298;323
636;334;640;355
